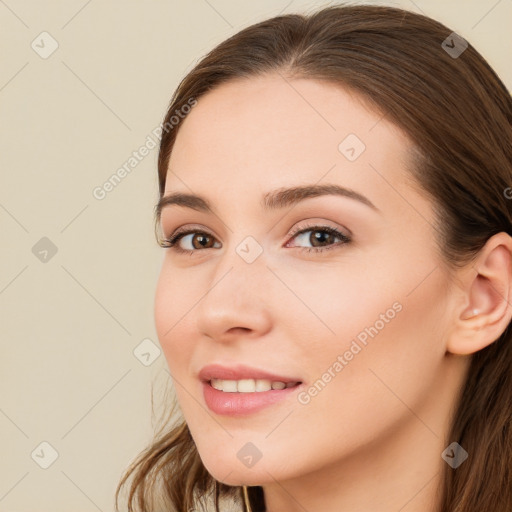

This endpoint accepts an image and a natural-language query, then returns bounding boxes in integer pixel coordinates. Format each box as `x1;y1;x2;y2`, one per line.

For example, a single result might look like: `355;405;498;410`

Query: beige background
0;1;510;511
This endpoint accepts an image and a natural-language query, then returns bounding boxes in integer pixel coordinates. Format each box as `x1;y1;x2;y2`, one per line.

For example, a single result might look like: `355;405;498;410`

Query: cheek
285;254;449;409
295;263;450;433
154;264;197;372
274;261;402;366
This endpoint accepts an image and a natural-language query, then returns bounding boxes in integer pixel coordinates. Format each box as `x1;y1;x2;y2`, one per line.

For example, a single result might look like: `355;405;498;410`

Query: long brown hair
115;4;512;511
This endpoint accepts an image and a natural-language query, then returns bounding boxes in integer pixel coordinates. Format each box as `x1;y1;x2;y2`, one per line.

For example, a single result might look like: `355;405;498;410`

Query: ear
447;232;512;356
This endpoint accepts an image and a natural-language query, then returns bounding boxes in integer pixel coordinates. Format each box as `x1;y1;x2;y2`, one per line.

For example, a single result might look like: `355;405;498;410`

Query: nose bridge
194;235;272;337
211;235;268;304
213;231;268;286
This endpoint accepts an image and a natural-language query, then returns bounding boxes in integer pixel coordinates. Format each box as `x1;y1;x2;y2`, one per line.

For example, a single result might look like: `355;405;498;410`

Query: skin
154;74;512;512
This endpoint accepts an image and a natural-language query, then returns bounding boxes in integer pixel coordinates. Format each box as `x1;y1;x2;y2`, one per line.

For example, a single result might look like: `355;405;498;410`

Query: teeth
255;379;272;392
210;378;299;393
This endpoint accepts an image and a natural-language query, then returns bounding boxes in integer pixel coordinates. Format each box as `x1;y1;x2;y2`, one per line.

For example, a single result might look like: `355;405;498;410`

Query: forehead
165;74;414;208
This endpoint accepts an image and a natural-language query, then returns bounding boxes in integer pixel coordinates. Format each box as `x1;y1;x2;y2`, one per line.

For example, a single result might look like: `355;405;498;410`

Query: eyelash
159;224;351;255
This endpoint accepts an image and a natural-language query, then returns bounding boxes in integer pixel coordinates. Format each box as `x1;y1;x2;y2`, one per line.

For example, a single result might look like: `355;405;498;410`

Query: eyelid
159;219;351;254
286;219;352;240
163;219;350;240
165;223;210;239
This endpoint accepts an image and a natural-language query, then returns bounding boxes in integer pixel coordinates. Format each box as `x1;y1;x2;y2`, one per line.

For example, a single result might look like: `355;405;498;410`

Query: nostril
227;327;252;334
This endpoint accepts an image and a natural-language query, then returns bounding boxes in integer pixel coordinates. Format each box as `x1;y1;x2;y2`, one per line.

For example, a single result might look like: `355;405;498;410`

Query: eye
159;228;221;254
159;223;351;255
286;224;351;253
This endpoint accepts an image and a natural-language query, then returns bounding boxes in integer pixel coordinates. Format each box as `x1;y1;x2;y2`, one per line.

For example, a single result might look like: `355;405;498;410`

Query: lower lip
202;381;302;416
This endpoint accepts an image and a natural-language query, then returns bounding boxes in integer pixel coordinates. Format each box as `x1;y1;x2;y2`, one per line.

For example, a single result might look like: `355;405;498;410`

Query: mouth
198;364;304;415
207;378;302;393
202;378;304;416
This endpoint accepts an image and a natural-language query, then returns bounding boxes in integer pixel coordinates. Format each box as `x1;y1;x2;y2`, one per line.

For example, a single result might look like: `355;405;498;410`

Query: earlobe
447;233;512;356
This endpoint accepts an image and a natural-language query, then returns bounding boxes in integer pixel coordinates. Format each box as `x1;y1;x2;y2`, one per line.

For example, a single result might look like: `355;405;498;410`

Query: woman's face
154;74;460;486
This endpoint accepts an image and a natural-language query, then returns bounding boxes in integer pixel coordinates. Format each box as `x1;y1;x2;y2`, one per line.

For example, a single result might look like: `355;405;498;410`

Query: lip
199;363;304;416
198;363;302;384
202;380;304;416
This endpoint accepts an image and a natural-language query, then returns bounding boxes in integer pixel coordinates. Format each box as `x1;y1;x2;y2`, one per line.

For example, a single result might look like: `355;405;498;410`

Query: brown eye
161;230;221;253
287;225;351;253
309;230;338;247
161;225;350;255
190;233;216;249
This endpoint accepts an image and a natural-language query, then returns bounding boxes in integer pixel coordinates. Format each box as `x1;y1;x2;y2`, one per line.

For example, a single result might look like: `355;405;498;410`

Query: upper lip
199;363;302;384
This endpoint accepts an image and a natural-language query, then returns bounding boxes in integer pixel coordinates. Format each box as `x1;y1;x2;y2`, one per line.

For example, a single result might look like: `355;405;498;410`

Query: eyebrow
155;183;379;218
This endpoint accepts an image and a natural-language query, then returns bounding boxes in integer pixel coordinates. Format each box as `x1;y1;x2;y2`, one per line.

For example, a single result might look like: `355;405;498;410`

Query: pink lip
198;364;304;416
198;363;302;384
202;381;303;416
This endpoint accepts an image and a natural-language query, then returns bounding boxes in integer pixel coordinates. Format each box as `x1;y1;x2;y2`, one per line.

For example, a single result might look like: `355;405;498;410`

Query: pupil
313;231;331;246
195;234;210;248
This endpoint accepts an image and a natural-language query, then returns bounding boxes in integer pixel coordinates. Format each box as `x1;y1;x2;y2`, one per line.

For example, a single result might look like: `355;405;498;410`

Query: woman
116;4;512;511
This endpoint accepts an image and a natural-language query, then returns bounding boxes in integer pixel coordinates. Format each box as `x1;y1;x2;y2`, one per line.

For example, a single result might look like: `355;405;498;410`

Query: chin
201;452;292;486
210;468;270;487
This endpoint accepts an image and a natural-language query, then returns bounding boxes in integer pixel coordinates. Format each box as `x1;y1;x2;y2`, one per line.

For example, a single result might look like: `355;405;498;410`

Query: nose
194;246;273;343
